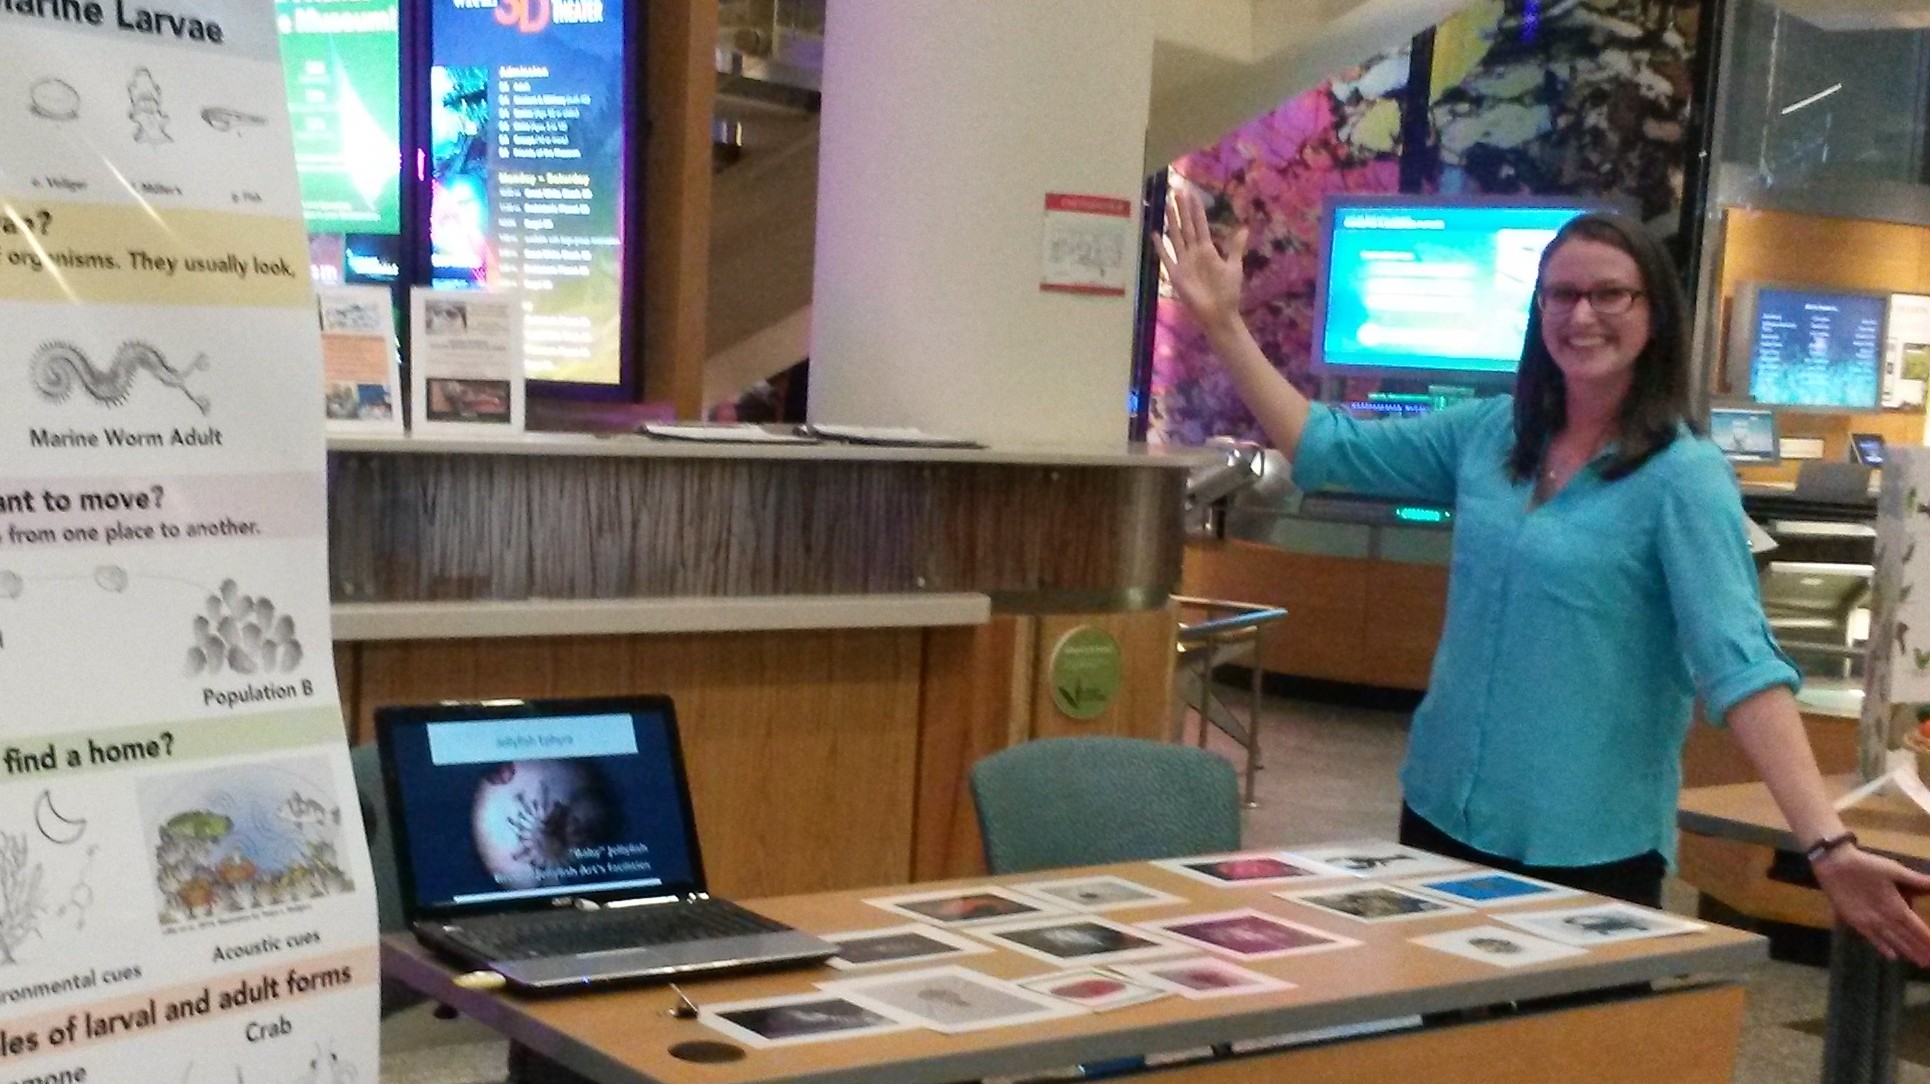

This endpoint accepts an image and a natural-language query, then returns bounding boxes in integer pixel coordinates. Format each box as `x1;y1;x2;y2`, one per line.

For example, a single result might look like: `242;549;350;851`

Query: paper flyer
407;288;525;435
319;286;402;434
1884;293;1930;412
1039;193;1134;297
0;7;380;1084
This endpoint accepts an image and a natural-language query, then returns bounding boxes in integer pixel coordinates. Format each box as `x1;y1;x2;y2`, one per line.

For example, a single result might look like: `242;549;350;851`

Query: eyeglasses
1537;285;1645;316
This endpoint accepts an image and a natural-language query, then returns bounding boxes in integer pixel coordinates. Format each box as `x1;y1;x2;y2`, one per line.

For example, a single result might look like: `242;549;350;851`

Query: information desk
1679;778;1930;1084
383;859;1765;1084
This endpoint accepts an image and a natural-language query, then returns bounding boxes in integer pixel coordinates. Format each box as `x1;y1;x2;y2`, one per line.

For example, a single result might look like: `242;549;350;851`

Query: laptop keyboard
450;900;790;961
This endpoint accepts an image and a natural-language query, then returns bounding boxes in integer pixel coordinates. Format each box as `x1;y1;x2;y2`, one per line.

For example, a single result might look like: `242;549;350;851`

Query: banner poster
0;4;381;1083
1867;447;1930;773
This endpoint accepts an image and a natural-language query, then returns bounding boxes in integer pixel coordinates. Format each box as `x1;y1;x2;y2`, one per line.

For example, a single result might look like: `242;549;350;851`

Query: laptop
375;695;836;993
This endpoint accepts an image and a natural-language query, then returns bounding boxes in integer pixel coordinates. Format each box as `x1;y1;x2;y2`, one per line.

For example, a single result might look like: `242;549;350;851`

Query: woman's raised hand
1156;187;1250;335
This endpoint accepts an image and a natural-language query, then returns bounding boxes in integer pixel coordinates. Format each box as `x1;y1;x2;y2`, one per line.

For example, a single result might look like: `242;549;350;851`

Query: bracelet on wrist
1804;831;1859;866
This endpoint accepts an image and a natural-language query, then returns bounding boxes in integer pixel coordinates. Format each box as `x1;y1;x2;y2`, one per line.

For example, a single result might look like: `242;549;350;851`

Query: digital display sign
1315;201;1590;380
1746;286;1886;410
429;0;629;386
276;0;402;236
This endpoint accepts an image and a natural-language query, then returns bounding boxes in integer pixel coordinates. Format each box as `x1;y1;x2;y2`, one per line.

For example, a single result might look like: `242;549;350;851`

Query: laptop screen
1709;406;1779;465
379;698;703;913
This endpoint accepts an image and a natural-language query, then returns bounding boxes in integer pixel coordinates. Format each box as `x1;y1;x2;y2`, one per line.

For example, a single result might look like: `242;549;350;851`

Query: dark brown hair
1507;213;1700;483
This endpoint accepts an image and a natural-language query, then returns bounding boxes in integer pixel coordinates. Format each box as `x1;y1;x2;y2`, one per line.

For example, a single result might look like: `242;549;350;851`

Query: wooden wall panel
351;628;924;897
1361;560;1449;690
1184;540;1372;685
642;0;716;416
1184;540;1447;690
332;643;362;742
912;617;1028;881
1029;607;1178;742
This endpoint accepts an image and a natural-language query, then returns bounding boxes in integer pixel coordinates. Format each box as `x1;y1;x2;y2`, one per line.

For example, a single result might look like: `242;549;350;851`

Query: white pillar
808;0;1155;450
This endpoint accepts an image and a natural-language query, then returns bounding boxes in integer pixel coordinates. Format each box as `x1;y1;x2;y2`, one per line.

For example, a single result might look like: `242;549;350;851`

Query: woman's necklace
1541;426;1614;489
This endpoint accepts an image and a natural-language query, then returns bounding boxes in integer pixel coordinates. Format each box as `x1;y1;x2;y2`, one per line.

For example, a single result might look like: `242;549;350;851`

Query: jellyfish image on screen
471;760;616;889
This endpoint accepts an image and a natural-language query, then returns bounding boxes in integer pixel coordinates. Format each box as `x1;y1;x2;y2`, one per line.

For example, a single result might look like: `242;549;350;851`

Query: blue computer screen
1316;202;1591;379
1747;287;1886;410
386;709;697;909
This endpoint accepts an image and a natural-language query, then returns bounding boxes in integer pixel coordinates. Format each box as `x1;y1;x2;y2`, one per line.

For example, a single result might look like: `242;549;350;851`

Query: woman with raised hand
1158;187;1930;965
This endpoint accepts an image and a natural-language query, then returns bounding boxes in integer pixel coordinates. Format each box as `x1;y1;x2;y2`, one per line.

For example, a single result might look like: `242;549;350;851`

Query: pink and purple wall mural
1149;0;1704;446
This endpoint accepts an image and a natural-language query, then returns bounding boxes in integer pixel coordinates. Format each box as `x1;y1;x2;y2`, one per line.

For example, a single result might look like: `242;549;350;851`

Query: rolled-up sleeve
1292;398;1505;505
1656;447;1801;723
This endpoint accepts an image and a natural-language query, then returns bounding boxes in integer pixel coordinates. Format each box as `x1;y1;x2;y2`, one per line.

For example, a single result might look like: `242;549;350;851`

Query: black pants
1398;804;1667;908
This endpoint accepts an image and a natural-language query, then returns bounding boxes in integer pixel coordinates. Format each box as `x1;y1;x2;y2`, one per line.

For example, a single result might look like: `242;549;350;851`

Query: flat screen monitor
1312;196;1597;382
424;0;638;391
1709;405;1780;465
1739;284;1886;410
276;0;404;286
1850;432;1885;466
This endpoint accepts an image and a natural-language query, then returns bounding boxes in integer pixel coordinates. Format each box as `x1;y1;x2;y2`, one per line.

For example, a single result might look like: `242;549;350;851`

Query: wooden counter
327;436;1199;897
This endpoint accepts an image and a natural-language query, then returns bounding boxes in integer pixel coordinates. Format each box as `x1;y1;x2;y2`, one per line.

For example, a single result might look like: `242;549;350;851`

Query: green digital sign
276;0;402;235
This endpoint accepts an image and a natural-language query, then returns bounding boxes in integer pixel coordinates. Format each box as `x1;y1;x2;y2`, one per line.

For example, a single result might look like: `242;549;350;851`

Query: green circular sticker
1049;625;1123;720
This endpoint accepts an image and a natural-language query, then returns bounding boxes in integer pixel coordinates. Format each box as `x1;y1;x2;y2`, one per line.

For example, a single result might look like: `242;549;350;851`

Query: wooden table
1679;777;1930;1084
383;858;1765;1084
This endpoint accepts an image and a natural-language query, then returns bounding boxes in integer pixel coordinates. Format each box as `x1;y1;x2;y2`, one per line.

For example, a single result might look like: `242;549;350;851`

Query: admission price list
493;66;601;374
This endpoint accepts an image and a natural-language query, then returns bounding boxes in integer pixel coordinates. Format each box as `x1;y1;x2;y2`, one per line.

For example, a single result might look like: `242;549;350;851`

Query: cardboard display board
0;7;380;1082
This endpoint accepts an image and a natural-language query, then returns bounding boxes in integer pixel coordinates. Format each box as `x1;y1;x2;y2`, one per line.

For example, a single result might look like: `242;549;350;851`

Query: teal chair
349;743;428;1017
970;737;1242;874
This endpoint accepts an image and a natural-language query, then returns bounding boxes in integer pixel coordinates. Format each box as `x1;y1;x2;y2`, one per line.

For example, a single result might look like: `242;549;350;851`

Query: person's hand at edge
1156;187;1249;337
1151;186;1312;458
1810;844;1930;967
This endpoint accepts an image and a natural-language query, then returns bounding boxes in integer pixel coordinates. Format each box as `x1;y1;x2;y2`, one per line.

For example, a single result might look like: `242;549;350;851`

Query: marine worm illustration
201;106;267;133
31;340;211;414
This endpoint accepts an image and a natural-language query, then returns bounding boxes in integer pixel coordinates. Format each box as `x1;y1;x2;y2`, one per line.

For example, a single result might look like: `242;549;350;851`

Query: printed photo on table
1496;902;1705;947
1139;908;1361;960
1276;884;1469;924
1409;925;1588;968
1111;956;1294;1000
823;923;993;970
1399;870;1583;908
701;992;913;1048
1016;968;1168;1011
820;965;1086;1034
1010;874;1186;913
1283;841;1469;879
864;885;1061;927
1151;851;1349;888
970;915;1182;966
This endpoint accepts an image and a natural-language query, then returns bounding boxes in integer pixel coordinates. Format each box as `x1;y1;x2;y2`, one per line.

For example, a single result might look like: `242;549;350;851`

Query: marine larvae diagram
128;66;170;144
186;577;305;677
201;106;267;134
0;790;99;966
31;339;212;415
145;757;352;925
0;568;303;677
27;77;80;122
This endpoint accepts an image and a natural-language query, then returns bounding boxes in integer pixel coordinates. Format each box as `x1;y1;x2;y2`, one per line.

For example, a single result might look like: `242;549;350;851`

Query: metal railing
1173;595;1290;807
